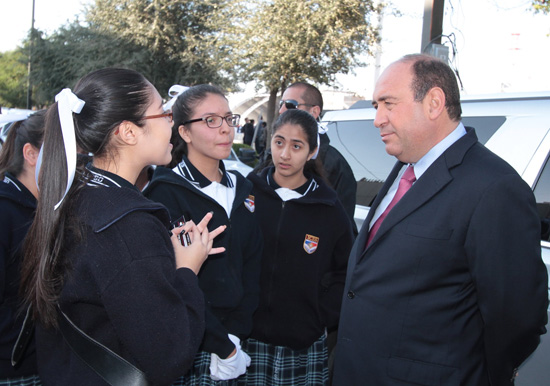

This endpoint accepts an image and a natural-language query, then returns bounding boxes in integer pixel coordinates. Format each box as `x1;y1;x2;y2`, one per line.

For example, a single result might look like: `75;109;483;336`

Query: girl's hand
170;212;226;274
195;211;226;255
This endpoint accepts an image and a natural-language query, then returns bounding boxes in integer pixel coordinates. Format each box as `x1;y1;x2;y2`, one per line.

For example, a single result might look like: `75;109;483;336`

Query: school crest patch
244;195;255;213
303;234;319;254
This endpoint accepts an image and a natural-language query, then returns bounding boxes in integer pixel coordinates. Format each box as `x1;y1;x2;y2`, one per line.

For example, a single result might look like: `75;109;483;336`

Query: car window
327;116;507;208
461;116;505;145
327;120;395;207
1;122;14;144
226;149;238;161
533;154;550;242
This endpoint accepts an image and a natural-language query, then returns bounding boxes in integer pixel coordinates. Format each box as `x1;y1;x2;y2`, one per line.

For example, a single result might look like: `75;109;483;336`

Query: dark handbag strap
11;306;34;367
56;306;152;386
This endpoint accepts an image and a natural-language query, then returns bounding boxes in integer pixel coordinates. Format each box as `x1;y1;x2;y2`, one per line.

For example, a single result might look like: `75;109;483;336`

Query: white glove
210;334;251;381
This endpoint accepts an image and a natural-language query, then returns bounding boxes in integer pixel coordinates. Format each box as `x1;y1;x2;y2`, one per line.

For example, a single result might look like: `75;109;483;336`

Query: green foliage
1;0;381;111
12;0;236;106
219;0;382;130
232;142;255;155
29;22;151;106
532;0;550;14
232;143;258;167
86;0;234;93
0;50;28;108
228;0;381;89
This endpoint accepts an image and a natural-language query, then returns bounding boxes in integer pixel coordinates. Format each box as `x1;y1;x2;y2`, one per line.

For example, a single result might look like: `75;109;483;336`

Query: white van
321;91;550;386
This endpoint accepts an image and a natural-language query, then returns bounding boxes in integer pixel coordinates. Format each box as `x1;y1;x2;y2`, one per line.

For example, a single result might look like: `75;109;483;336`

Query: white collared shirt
200;176;237;217
173;157;237;218
368;122;467;230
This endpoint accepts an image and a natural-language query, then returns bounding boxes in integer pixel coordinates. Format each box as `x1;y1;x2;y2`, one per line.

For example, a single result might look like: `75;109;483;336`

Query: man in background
243;118;255;146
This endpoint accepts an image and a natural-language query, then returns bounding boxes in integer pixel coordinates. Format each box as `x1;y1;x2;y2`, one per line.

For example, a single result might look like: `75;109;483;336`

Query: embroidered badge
303;234;319;254
244;195;255;213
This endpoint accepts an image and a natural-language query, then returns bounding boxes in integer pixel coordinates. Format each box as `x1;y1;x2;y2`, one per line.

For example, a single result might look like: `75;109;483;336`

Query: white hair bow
318;121;329;135
35;88;85;210
311;122;329;160
164;84;189;110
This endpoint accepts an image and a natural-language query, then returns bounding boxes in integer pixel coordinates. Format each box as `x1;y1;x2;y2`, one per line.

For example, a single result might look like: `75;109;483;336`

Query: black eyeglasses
143;111;173;123
279;99;316;110
183;114;240;128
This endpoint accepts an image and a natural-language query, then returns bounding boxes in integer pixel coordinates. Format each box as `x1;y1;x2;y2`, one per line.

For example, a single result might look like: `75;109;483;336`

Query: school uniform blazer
36;182;205;386
333;128;548;386
145;163;262;359
0;174;38;378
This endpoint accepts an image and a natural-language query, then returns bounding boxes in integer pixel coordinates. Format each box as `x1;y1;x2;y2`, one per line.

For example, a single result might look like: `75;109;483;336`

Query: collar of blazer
358;127;479;256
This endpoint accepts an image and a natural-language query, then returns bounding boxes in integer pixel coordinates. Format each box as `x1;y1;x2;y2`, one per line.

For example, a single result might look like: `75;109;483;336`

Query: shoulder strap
11;306;34;367
57;306;152;386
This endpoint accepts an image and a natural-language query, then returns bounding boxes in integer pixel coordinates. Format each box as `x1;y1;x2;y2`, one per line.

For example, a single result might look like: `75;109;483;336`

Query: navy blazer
333;128;548;385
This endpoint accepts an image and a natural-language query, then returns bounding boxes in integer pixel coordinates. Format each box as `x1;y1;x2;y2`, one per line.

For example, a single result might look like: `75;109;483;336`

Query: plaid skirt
238;335;328;386
0;375;41;386
172;351;242;386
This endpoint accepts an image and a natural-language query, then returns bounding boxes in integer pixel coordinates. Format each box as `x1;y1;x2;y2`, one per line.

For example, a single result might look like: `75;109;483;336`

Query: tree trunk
264;87;280;151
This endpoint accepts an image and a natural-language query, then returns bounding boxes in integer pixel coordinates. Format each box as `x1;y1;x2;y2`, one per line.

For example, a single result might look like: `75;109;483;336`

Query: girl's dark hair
0;110;46;179
168;84;227;168
21;68;153;327
270;109;324;178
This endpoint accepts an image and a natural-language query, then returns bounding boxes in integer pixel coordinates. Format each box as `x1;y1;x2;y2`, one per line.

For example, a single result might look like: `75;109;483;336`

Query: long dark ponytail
21;68;153;327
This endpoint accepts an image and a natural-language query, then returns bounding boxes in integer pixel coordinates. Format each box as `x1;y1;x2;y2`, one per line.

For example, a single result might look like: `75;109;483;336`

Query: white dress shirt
369;122;467;230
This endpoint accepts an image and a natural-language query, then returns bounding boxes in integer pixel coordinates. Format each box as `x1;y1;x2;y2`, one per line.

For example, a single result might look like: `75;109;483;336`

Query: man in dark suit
242;118;255;146
333;54;548;385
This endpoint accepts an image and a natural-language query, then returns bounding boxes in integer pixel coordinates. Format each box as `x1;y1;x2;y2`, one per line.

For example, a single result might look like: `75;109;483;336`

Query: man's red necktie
366;165;416;247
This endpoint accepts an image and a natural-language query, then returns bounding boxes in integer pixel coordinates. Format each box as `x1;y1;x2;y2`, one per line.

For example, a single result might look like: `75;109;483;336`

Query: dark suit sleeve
465;173;548;385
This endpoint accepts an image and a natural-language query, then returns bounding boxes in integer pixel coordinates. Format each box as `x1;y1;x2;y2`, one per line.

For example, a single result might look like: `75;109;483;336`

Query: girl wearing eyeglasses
19;68;225;385
145;84;262;385
241;109;354;386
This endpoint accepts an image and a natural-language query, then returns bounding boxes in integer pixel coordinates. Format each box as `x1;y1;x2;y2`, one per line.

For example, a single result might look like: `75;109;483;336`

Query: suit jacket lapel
366;161;405;227
371;160;452;243
353;161;404;261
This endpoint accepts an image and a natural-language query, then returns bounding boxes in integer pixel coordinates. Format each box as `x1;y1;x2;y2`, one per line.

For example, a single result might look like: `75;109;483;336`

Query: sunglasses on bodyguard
183;114;241;128
279;99;316;110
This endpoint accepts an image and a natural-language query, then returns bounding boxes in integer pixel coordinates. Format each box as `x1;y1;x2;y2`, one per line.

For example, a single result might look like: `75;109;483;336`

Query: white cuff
209;334;251;380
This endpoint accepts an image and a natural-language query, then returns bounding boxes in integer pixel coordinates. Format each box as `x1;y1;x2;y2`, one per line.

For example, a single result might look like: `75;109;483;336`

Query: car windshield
226;149;238;161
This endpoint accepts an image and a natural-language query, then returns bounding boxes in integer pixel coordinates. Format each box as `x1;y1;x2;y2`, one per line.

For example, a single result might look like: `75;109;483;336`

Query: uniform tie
366;165;416;247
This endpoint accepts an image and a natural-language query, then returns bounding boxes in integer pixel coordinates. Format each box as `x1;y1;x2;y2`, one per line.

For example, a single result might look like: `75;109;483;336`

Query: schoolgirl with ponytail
20;68;225;386
0;111;45;385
